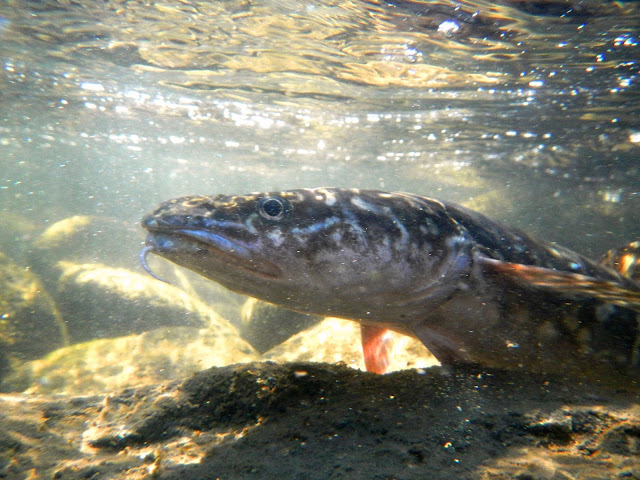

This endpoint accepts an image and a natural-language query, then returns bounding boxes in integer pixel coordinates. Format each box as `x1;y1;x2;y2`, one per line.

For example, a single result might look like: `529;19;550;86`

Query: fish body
141;188;640;376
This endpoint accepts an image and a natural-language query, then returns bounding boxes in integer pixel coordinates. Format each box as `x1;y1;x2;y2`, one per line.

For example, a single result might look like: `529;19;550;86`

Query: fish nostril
141;216;156;228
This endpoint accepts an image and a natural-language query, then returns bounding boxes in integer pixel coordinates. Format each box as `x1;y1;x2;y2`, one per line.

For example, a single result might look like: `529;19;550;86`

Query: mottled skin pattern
141;188;640;376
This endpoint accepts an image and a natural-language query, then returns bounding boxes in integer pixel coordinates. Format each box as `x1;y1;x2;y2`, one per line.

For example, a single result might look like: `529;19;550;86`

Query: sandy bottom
1;362;638;480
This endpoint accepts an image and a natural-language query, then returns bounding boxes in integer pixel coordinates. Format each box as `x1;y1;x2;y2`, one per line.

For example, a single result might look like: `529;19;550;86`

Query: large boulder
3;325;259;395
53;260;242;343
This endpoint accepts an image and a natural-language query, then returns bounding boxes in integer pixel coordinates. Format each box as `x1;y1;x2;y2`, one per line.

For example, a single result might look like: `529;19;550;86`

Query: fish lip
142;228;283;280
176;229;253;259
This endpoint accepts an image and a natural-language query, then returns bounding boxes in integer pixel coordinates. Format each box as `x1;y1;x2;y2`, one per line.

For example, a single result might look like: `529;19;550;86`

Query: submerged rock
0;251;68;379
3;325;258;395
33;215;99;250
240;298;320;353
53;261;240;343
31;215;142;271
263;317;439;372
29;213;248;336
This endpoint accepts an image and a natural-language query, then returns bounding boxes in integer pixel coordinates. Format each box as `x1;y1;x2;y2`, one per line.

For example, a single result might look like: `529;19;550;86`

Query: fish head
141;188;473;321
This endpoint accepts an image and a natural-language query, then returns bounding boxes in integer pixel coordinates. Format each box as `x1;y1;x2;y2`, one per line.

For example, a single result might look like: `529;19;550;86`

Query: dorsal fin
479;257;640;313
600;241;640;283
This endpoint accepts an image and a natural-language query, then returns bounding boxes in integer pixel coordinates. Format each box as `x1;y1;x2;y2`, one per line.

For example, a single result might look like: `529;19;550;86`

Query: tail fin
600;241;640;283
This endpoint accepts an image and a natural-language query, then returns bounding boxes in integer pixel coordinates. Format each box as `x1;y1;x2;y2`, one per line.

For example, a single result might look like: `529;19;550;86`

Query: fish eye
258;197;289;220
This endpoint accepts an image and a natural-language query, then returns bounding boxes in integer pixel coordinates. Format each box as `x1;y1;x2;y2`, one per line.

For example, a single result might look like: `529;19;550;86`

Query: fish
140;188;640;377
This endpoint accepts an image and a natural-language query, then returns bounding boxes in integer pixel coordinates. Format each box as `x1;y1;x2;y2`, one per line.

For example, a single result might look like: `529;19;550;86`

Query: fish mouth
139;229;283;282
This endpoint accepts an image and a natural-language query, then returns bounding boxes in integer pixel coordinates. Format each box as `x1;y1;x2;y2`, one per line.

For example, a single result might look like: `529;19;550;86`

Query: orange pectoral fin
360;325;394;374
480;257;640;312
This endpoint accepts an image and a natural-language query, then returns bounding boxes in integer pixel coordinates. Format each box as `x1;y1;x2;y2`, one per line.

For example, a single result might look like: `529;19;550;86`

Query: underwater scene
0;0;639;478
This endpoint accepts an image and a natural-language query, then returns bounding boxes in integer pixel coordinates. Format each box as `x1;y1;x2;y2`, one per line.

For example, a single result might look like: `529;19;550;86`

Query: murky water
0;2;638;345
2;0;638;254
0;0;639;476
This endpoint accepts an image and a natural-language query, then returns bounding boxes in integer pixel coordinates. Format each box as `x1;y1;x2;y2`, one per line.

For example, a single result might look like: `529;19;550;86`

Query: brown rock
0;251;67;379
4;326;258;395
